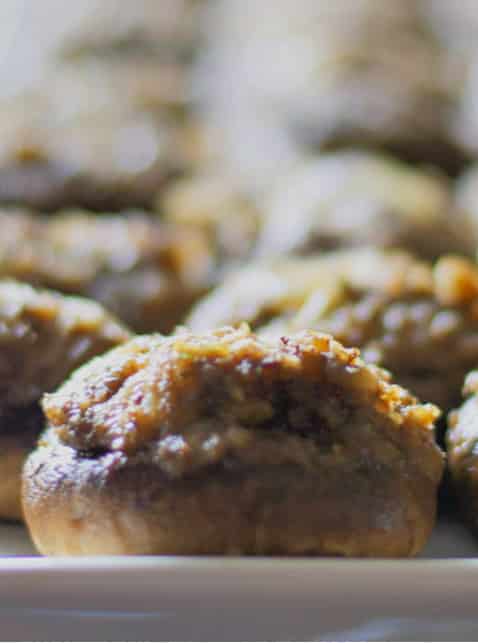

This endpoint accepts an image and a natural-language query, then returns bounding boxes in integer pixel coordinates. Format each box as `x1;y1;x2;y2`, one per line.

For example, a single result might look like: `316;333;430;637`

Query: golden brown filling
42;327;443;484
305;293;478;411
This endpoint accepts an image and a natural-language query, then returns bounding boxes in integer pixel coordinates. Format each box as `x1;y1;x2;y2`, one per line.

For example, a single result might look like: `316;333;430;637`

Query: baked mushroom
22;326;443;556
0;66;182;212
447;371;478;535
0;209;215;333
0;280;130;520
202;0;468;192
256;152;476;260
0;1;207;211
188;249;478;411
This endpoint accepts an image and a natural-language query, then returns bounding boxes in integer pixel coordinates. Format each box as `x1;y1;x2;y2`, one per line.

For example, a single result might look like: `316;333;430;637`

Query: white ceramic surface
0;520;477;641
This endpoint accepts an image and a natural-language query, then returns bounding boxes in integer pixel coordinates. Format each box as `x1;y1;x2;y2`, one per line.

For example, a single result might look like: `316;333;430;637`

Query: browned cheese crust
0;280;130;520
23;326;443;556
0;210;214;333
188;249;478;412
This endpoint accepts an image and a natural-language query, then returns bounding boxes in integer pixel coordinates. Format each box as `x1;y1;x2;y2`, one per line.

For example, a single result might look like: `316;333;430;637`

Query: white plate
1;519;478;641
